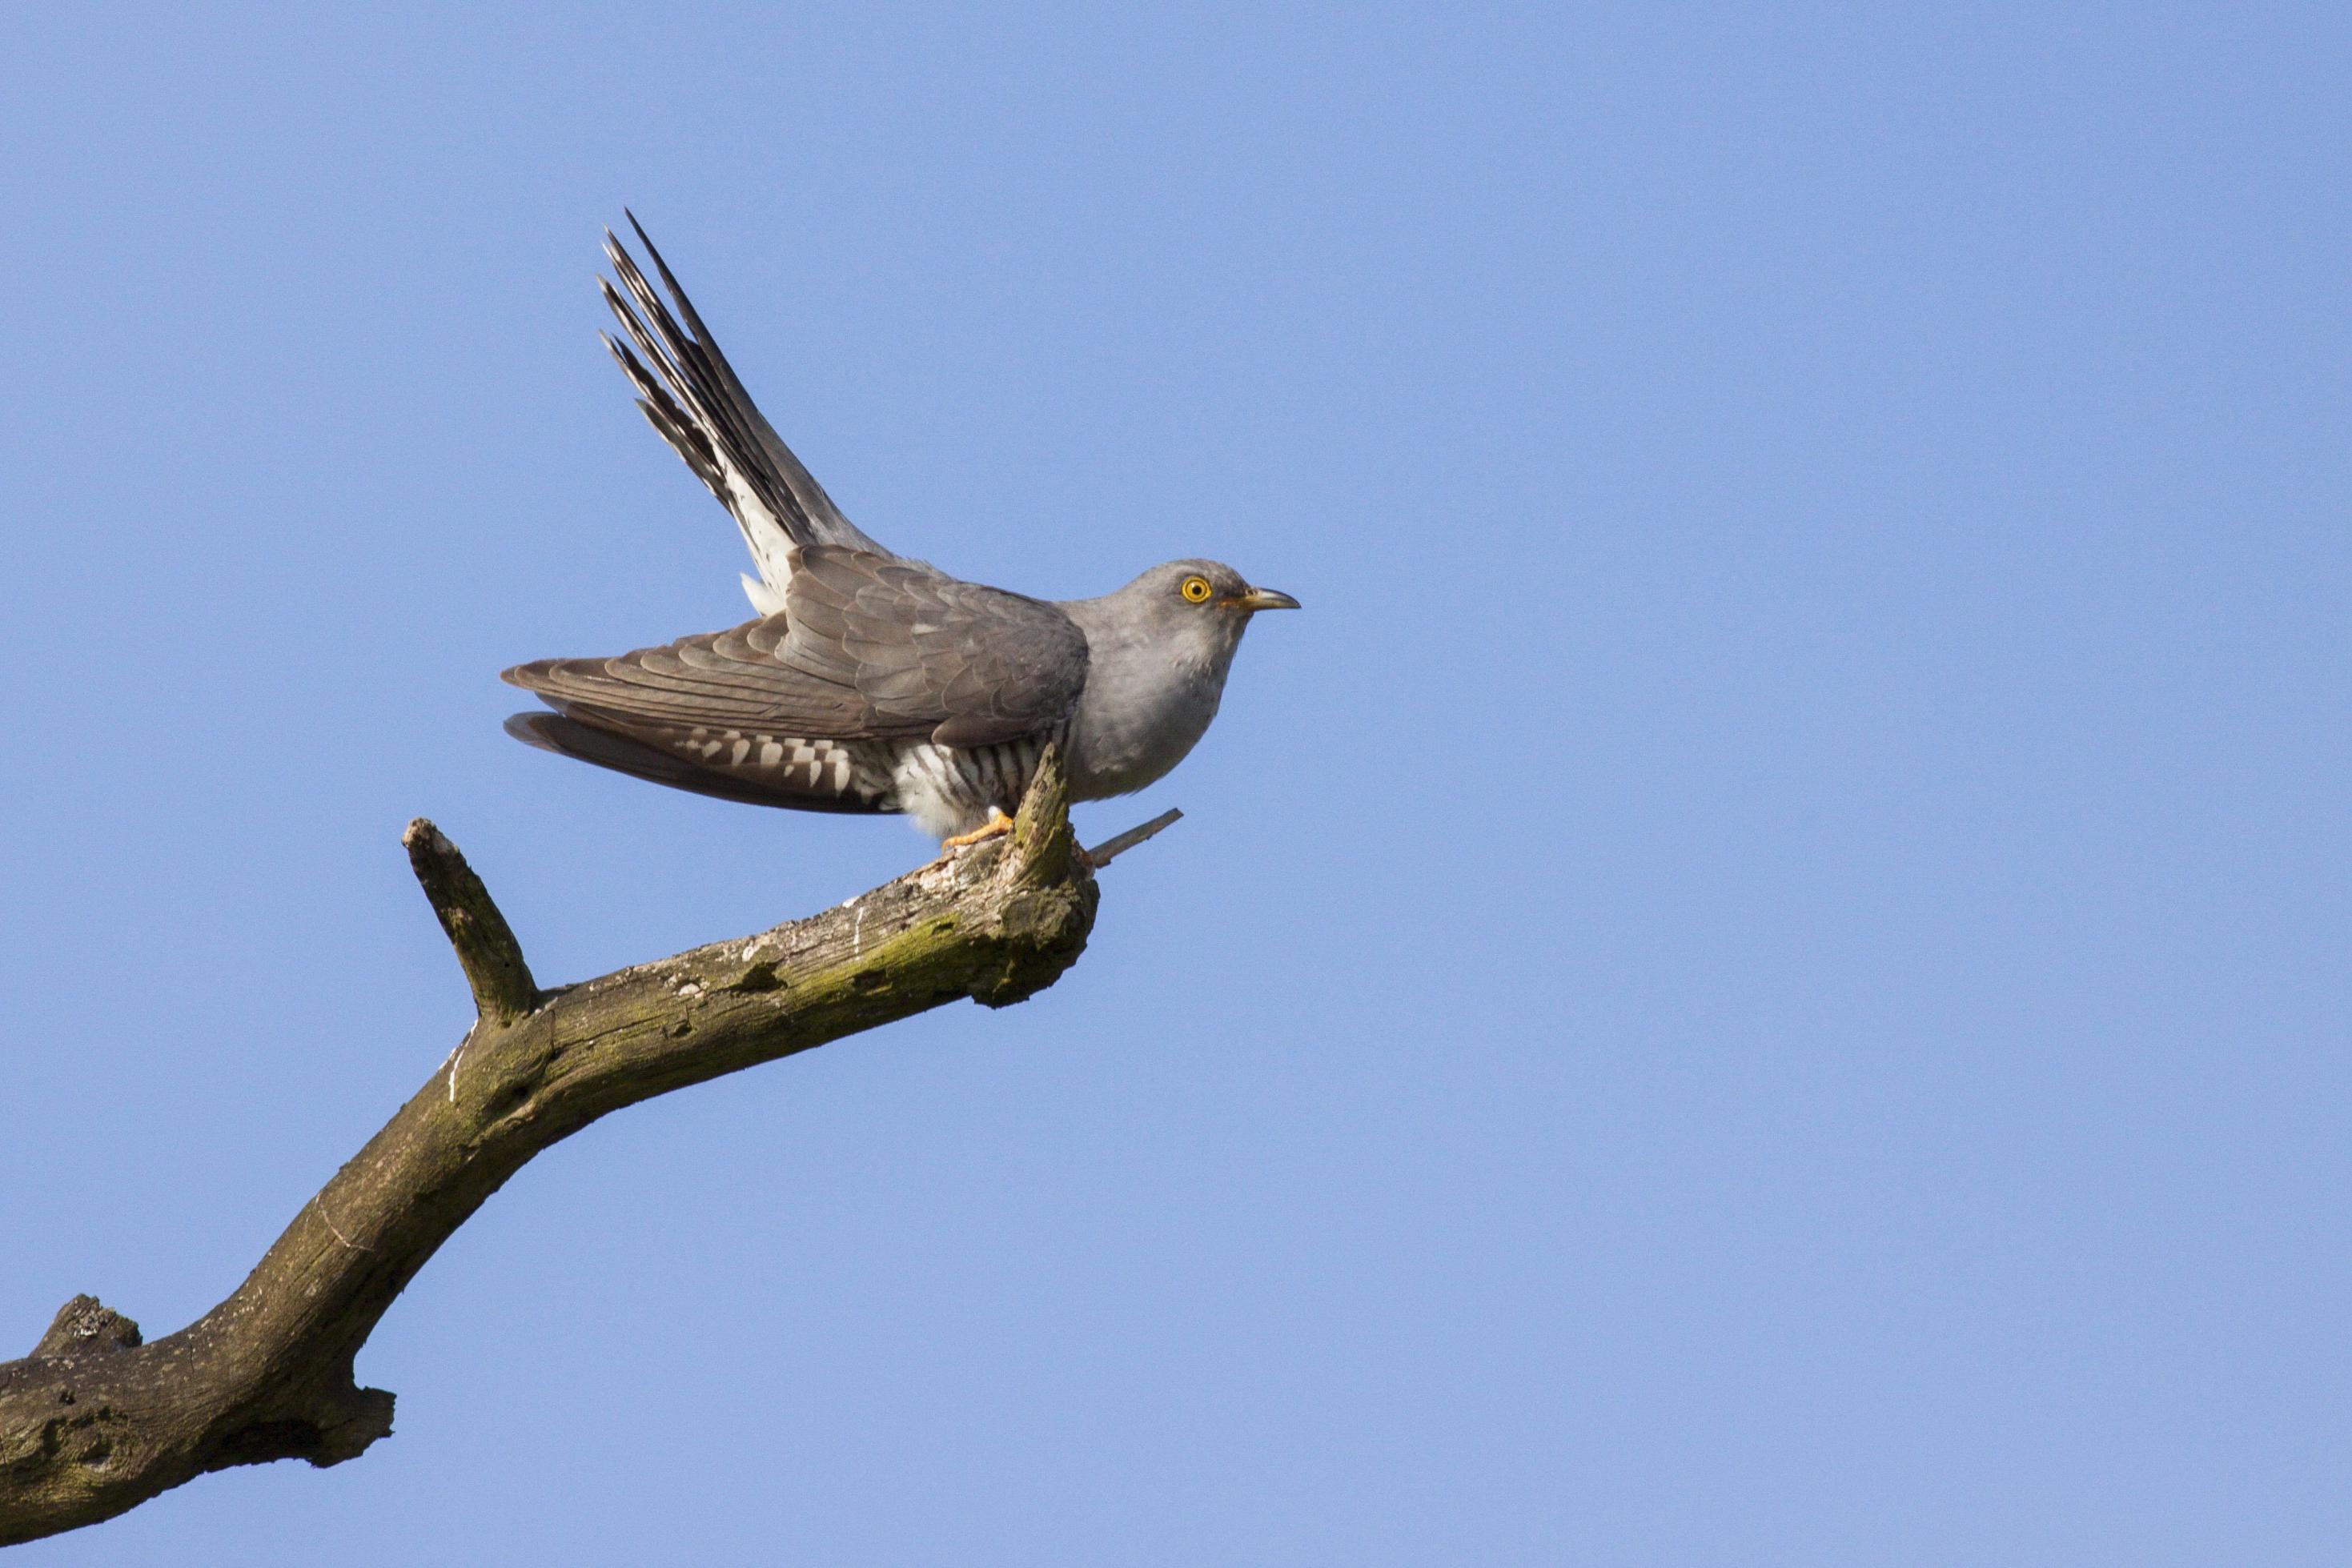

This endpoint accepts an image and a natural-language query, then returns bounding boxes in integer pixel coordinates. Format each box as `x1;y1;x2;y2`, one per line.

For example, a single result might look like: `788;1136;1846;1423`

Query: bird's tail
503;711;885;815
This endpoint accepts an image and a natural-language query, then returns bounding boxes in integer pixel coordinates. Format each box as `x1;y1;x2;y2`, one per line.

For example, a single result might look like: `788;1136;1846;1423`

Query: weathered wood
0;750;1134;1546
1082;807;1182;868
403;818;536;1024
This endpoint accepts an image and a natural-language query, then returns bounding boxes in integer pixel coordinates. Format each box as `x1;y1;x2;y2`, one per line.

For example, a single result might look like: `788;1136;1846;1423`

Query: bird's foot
941;808;1014;850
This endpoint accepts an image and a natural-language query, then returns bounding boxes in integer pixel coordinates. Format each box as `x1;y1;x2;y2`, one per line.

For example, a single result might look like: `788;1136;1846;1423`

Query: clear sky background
3;3;2346;1562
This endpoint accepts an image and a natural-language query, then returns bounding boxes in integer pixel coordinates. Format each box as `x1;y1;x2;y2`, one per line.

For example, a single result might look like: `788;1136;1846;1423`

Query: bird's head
1107;559;1299;658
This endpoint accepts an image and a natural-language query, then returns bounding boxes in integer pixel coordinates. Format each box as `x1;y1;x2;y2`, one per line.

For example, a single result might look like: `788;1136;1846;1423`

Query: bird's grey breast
1060;596;1246;800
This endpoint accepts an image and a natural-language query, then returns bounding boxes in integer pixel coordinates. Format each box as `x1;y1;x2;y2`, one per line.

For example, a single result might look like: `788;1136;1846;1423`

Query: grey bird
503;219;1298;846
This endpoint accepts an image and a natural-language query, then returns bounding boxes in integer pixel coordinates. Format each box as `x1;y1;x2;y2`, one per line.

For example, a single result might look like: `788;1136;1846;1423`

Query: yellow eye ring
1180;575;1213;604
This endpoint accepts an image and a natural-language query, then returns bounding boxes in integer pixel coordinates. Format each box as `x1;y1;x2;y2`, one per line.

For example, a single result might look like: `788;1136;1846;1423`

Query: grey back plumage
506;547;1088;748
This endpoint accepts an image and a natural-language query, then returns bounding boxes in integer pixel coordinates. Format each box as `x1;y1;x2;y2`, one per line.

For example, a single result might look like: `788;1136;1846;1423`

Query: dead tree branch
0;748;1147;1546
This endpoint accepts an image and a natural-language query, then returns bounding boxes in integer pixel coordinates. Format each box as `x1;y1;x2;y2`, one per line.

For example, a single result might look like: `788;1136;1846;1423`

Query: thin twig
1084;808;1183;867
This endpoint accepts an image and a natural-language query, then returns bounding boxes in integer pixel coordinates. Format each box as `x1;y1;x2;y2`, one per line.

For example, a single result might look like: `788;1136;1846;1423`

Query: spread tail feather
504;712;888;816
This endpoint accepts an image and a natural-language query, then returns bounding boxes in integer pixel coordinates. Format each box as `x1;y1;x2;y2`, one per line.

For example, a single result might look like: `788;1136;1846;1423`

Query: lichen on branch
0;747;1151;1547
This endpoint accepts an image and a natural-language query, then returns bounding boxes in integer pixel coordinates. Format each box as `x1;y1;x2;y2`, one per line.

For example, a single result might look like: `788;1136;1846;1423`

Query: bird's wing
600;215;891;614
504;547;1089;751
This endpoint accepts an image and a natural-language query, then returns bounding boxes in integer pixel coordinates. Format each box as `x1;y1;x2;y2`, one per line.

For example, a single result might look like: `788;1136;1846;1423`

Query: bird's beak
1233;586;1301;612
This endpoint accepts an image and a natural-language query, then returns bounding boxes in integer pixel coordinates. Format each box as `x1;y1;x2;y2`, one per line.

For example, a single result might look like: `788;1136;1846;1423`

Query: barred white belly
885;736;1047;839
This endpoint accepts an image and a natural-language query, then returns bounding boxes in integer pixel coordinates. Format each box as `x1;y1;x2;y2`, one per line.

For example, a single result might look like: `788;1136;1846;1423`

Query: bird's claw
941;809;1015;850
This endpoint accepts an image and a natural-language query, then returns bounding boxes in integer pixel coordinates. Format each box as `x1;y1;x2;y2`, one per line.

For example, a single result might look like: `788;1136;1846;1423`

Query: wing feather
504;547;1087;753
599;215;892;610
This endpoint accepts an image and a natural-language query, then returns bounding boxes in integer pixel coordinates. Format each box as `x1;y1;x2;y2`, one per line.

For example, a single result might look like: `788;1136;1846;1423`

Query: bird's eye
1180;575;1213;604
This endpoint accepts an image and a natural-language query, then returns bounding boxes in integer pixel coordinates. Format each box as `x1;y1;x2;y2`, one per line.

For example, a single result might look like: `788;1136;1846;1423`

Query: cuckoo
503;219;1298;847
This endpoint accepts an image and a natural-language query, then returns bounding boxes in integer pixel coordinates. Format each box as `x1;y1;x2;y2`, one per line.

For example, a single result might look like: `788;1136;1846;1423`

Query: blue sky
4;2;2346;1562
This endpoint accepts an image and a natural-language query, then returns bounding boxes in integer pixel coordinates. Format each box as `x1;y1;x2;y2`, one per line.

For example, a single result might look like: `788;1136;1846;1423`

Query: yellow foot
941;809;1014;849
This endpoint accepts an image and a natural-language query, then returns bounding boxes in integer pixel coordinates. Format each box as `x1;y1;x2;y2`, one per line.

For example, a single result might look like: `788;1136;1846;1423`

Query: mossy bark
0;752;1105;1546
